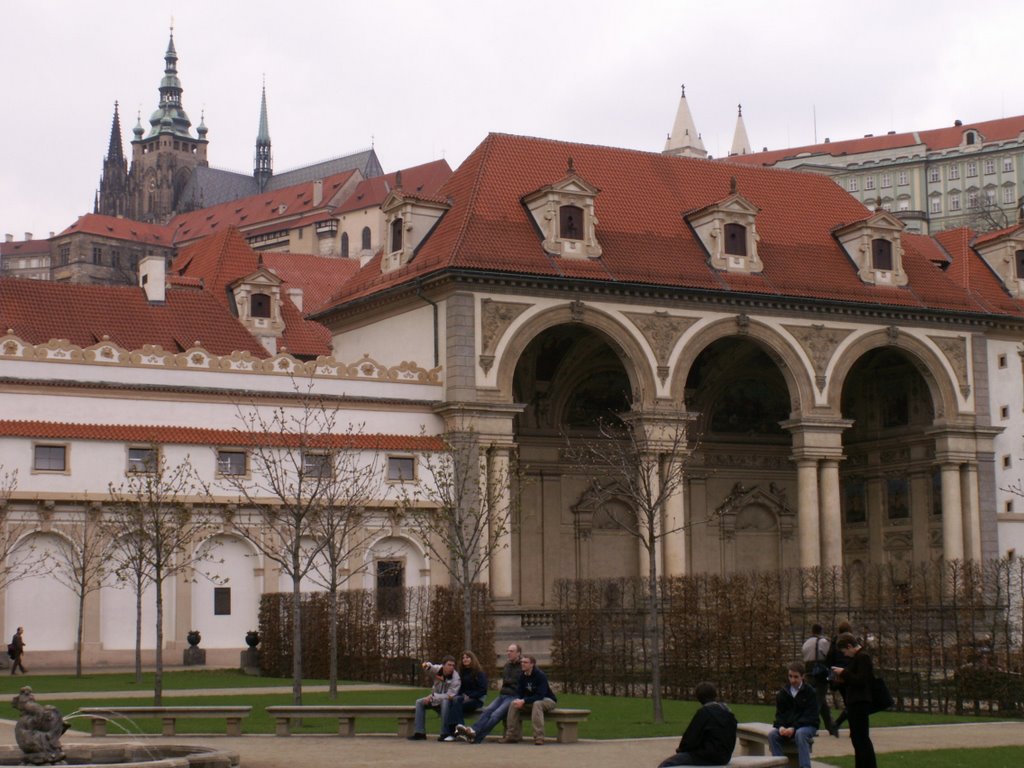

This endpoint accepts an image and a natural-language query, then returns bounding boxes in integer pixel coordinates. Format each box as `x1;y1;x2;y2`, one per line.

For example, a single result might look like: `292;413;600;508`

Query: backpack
7;643;15;659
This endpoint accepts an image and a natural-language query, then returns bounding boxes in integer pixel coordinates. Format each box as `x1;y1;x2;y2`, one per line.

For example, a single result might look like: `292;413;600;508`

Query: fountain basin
0;744;238;768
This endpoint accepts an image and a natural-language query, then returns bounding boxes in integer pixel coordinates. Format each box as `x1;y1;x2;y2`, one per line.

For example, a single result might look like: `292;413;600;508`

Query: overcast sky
3;0;1022;240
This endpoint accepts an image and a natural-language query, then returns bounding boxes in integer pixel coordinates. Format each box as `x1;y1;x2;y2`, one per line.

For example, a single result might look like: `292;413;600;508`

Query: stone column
661;456;688;576
909;471;932;564
488;446;514;601
796;458;821;569
638;456;662;581
940;462;964;562
819;459;843;569
961;463;982;562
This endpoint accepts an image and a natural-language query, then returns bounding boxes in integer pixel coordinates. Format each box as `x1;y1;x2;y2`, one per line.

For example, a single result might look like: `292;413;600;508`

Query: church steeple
663;84;707;159
254;82;272;192
96;101;129;217
146;27;194;139
729;103;751;156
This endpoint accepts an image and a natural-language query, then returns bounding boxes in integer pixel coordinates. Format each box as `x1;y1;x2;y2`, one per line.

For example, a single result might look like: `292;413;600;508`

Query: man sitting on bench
769;662;818;768
658;682;737;766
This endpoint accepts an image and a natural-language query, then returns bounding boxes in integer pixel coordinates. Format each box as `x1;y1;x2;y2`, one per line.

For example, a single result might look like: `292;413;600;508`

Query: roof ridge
446;133;498;262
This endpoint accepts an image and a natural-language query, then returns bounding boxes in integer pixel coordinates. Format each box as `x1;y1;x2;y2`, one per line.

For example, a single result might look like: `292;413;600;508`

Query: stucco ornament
479;299;532;372
784;324;853;391
928;335;971;398
624;311;697;384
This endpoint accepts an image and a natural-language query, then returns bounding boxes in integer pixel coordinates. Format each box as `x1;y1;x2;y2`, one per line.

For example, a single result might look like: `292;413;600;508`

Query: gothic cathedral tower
125;29;208;223
95;102;130;217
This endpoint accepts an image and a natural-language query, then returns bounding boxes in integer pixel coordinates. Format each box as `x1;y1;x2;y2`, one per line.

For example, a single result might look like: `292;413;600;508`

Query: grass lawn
32;682;1008;739
819;746;1024;767
0;669;331;695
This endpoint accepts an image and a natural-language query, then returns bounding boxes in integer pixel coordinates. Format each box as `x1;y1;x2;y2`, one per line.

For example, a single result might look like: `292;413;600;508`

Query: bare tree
102;510;154;684
0;466;39;593
106;451;214;703
219;393;383;705
562;401;701;723
399;430;516;650
51;505;110;676
966;193;1012;233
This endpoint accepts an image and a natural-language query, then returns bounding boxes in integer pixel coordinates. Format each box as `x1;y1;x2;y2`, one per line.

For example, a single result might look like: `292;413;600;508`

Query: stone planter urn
241;630;260;675
183;630;206;666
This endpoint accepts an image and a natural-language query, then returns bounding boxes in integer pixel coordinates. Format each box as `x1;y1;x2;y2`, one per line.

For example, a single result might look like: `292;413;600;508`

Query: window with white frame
986;188;996;205
984;158;995;175
928;167;940;183
897;170;908;186
216;449;247;476
33;444;67;472
948;165;960;181
127;446;158;473
950;194;961;211
968;190;980;209
898;199;910;211
302;451;333;479
967;161;978;178
880;173;892;188
1003;157;1014;173
930;198;942;213
387;456;416;481
848;177;859;192
864;176;875;191
1003;186;1016;205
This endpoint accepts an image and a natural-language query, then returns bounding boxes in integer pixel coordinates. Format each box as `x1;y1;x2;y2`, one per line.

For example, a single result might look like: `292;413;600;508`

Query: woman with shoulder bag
831;632;876;768
826;620;852;733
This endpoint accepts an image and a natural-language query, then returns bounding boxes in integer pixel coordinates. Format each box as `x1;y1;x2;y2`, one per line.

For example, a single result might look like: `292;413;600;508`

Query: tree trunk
154;568;164;705
75;589;86;677
134;582;143;684
463;578;473;651
648;526;663;723
328;586;338;699
292;575;303;705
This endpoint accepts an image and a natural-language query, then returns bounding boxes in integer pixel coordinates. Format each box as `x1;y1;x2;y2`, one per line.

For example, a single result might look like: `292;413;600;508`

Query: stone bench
79;706;252;737
544;708;591;743
736;722;820;768
724;758;790;768
265;705;417;737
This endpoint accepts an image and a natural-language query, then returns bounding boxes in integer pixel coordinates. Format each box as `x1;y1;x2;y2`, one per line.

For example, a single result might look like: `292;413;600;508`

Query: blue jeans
469;694;513;742
414;695;453;735
446;695;484;731
769;725;815;768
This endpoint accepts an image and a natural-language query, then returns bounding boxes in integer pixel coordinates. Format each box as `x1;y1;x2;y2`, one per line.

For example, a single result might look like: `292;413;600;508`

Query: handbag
869;675;894;713
809;636;829;679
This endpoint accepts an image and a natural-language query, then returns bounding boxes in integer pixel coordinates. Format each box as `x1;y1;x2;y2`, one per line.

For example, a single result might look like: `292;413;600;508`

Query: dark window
217;450;246;476
872;239;893;271
376;560;405;618
340;232;349;258
1015;250;1024;279
387;456;415;481
724;223;747;256
303;452;332;479
33;445;66;472
966;131;975;145
251;293;271;318
128;447;158;473
361;227;371;250
213;587;231;616
92;246;103;265
390;218;404;252
559;205;584;240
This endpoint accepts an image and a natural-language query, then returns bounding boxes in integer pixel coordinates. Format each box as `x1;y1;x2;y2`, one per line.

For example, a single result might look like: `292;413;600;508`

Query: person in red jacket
658;682;737;766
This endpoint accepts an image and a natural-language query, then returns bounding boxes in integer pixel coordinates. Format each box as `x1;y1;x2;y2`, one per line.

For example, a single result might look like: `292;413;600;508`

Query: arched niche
191;533;261;649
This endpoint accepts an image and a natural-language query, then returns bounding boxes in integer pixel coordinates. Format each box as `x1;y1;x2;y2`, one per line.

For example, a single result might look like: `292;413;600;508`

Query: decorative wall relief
623;311;697;385
928;335;971;398
479;299;532;373
783;324;853;391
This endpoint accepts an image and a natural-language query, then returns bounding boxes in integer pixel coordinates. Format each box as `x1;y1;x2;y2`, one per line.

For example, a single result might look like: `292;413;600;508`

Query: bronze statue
11;686;69;765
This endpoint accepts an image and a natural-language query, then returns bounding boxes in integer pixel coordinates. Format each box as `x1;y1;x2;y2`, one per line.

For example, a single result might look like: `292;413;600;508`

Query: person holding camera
802;624;837;736
408;656;461;741
831;633;877;768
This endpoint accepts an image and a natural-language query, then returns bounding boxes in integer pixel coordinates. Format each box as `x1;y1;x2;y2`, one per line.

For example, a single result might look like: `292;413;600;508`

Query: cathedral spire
107;101;125;163
729;103;751;156
96;101;129;217
254;80;273;192
146;27;194;139
663;83;707;159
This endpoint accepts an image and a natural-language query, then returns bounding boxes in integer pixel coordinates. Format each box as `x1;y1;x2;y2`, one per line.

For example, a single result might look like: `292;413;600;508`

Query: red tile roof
169;169;359;245
0;275;268;356
318;133;1024;319
729;114;1024;167
259;252;359;314
0;420;445;451
56;214;173;246
334;160;452;214
1;239;50;257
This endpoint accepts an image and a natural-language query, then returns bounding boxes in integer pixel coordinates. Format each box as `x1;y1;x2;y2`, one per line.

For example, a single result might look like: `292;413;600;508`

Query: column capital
781;416;853;455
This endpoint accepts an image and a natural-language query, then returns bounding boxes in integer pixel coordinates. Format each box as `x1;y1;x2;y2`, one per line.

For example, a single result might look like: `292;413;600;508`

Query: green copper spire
146;27;194;139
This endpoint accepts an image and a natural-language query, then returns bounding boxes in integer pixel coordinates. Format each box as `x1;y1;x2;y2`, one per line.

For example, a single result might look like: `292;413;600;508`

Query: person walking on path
769;661;819;768
658;682;737;766
802;623;837;736
9;627;26;675
456;643;523;744
409;656;461;741
503;655;556;745
832;632;877;768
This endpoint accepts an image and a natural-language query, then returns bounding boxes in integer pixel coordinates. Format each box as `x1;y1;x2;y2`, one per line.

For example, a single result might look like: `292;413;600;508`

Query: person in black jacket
9;627;26;675
658;682;737;766
445;650;489;741
502;655;556;745
832;633;877;768
768;662;819;768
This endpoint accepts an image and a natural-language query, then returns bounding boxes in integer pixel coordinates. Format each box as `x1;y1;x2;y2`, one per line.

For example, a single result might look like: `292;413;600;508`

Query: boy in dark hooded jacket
658;682;737;766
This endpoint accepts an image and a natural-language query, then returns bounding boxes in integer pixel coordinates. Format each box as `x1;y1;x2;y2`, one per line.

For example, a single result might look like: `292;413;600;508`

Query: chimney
312;180;323;207
139;255;166;302
286;286;304;312
24;233;32;241
4;234;12;243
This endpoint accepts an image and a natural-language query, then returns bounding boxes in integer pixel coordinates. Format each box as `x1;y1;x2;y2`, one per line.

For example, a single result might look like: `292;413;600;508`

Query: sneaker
443;735;456;742
407;732;426;741
455;724;473;739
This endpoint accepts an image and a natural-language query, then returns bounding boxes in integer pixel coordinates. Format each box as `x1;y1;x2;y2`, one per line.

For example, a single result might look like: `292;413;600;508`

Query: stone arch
191;533;261;648
669;317;816;416
826;330;961;420
6;531;78;651
494;304;658;405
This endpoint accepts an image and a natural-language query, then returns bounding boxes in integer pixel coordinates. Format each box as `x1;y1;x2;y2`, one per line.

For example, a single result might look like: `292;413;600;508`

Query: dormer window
872;239;893;271
390;218;404;252
685;181;762;274
251;293;271;318
833;211;908;287
724;223;747;256
966;131;976;145
522;160;603;260
559;205;584;240
974;230;1024;297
